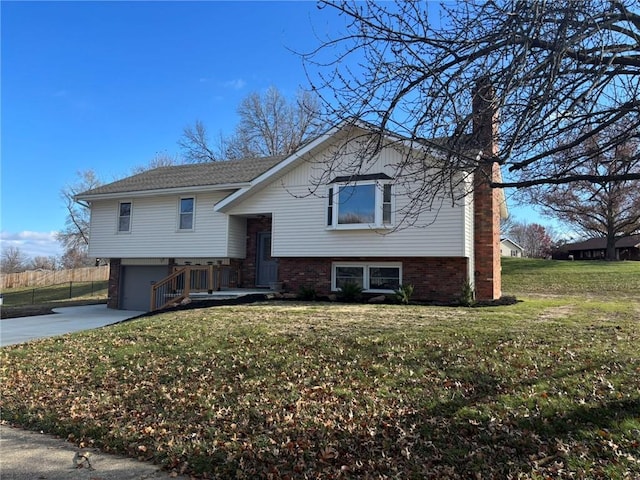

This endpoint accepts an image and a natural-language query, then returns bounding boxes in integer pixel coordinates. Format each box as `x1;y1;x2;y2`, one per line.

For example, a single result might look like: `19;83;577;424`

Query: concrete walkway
0;304;146;347
0;425;188;479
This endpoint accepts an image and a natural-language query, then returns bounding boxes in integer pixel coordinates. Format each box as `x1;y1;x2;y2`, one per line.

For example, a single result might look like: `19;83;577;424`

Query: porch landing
188;288;275;301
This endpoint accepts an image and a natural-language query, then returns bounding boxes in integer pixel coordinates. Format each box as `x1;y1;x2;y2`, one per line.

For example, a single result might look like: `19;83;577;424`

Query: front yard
1;259;639;478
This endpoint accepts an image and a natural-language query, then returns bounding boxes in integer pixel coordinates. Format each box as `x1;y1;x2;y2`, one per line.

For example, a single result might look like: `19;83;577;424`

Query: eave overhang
75;182;251;202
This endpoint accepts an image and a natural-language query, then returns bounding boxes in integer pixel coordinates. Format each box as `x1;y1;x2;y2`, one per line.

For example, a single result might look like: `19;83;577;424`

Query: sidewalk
0;424;188;479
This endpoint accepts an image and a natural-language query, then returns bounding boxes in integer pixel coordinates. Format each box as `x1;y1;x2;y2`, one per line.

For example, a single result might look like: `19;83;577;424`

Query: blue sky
1;1;548;259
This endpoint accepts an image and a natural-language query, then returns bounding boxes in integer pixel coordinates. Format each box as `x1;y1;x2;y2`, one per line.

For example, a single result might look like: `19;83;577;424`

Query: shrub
459;280;475;307
338;282;363;302
394;284;414;305
298;285;318;301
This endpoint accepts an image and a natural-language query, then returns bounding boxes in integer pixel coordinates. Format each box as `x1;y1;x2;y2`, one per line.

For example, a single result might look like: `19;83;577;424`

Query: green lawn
502;257;640;299
1;260;639;479
1;281;108;319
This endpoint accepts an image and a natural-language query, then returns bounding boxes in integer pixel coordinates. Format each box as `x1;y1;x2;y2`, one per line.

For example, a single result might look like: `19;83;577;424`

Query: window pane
180;215;193;230
180;198;194;214
118;216;130;232
335;266;364;289
382;184;392;224
327;187;334;226
180;198;194;230
338;184;375;224
383;204;391;224
118;202;131;232
369;267;400;290
119;202;131;216
383;184;391;203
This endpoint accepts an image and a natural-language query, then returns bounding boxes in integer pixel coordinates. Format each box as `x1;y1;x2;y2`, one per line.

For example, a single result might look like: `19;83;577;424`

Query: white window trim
177;196;196;232
326;181;394;230
331;261;402;293
117;200;132;234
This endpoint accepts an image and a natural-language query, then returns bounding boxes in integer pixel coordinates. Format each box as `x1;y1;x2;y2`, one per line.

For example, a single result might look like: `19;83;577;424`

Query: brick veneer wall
107;258;121;309
473;161;502;300
278;256;468;303
242;216;273;287
472;79;502;301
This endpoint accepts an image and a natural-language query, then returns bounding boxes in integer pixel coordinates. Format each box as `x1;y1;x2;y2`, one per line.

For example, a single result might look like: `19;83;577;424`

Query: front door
256;232;278;286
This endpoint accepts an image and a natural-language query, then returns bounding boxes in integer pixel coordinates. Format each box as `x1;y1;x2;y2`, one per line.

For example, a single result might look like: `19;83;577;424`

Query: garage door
120;266;168;311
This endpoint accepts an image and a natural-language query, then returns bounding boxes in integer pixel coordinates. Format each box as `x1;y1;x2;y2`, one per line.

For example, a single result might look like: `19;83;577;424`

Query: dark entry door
256;232;278;286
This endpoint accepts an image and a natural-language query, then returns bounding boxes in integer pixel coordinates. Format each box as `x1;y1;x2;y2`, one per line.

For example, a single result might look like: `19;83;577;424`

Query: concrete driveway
0;304;146;347
0;424;188;480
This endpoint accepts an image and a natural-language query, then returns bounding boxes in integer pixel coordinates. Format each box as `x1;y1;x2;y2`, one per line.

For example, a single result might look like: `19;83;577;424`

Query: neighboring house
78;116;507;311
500;238;524;258
561;234;640;261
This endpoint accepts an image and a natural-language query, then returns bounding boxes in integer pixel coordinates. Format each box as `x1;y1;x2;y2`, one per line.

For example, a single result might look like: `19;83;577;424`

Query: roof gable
501;238;524;250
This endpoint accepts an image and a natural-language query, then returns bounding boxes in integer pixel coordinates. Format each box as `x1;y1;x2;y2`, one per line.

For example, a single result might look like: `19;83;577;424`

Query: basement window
332;262;401;292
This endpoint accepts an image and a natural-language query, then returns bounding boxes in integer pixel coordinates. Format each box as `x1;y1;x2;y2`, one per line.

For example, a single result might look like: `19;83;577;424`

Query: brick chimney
472;79;502;300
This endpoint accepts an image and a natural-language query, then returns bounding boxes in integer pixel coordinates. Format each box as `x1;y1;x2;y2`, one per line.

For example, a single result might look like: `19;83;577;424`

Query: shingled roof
78;156;286;198
565;234;640;250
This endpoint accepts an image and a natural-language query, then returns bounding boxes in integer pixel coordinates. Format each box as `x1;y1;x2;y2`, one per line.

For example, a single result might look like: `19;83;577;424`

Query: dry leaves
1;302;639;479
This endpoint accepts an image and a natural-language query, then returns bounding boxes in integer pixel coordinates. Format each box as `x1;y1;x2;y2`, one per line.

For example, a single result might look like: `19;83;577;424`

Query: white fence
0;266;110;289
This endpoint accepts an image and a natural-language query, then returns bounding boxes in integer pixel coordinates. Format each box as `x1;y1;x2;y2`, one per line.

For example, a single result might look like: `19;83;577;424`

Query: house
78;90;506;311
500;238;524;257
560;234;640;261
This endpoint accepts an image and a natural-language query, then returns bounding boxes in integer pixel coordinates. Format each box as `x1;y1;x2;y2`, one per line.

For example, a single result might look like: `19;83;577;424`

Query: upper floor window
179;197;195;230
118;202;131;233
327;175;393;229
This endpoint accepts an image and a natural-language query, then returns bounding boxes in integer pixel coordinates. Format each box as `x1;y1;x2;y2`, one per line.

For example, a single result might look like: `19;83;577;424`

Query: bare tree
228;87;323;158
500;215;517;239
179;87;323;161
178;120;222;163
59;245;91;269
57;170;102;265
303;0;640;197
1;246;28;273
532;130;640;260
506;221;554;258
130;152;180;175
30;256;59;271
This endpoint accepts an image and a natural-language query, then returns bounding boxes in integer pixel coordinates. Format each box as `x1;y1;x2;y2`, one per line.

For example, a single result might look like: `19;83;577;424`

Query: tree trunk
605;234;617;261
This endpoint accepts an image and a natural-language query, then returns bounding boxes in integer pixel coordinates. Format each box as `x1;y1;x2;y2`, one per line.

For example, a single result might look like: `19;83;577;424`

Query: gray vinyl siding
227;215;247;258
88;191;232;258
87;134;473;261
226;147;469;258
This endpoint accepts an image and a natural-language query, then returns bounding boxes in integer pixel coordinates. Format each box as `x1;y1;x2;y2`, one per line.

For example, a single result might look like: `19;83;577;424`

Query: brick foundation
107;258;122;309
278;256;468;303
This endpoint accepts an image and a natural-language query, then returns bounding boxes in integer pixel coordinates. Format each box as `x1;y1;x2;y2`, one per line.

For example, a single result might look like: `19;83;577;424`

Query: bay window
327;176;393;229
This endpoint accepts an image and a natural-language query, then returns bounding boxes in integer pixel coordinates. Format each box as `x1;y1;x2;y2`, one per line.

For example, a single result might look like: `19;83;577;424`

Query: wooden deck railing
150;265;242;311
